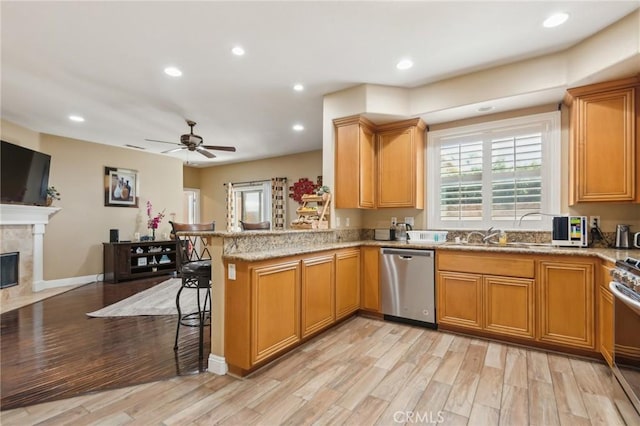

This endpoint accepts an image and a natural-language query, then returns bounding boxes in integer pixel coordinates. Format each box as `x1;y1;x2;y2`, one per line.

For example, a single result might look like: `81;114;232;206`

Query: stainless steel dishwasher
380;247;436;328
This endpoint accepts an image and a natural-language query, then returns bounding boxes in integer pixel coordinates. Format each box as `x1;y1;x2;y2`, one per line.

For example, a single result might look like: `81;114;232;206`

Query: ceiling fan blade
162;147;185;154
196;147;216;158
145;138;178;145
201;145;236;152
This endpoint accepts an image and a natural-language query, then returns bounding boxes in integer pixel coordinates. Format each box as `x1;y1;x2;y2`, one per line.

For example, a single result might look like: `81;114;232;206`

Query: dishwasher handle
380;248;434;257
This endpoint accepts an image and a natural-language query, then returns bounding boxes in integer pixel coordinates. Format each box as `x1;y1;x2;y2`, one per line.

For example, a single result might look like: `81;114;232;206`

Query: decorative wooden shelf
291;193;331;229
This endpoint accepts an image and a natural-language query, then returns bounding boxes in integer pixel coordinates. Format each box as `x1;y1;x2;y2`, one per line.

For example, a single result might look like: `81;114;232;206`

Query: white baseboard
33;273;101;292
208;354;228;375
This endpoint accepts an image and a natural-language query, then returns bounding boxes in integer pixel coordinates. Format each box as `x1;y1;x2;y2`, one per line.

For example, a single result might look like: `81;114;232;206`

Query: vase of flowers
146;201;165;241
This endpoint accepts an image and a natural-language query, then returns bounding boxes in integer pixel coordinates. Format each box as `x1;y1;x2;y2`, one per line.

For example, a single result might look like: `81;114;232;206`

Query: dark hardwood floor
0;277;209;411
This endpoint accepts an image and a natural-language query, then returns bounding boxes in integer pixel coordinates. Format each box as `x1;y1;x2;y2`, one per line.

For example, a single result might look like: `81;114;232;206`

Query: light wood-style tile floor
1;316;637;425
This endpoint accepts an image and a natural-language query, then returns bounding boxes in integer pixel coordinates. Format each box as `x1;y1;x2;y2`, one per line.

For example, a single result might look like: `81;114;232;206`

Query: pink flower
146;201;165;229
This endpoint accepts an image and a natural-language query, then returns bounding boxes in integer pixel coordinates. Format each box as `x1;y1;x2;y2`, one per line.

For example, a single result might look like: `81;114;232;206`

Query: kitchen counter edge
222;240;640;263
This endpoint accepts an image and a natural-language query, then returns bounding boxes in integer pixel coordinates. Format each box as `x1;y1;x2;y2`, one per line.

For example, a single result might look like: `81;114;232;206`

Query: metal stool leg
174;282;185;350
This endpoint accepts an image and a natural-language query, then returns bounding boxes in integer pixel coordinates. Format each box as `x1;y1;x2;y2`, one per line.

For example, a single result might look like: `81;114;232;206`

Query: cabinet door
538;260;595;349
301;255;335;338
251;261;301;364
570;84;637;203
361;246;380;312
335;249;361;320
334;116;376;209
377;120;425;208
115;245;131;279
483;275;535;340
437;271;482;330
599;262;615;366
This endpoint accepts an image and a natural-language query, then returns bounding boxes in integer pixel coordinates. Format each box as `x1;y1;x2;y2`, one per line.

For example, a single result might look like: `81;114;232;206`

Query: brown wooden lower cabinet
225;248;360;375
437;251;599;355
437;271;483;330
360;246;380;313
335;248;361;320
483;275;535;340
301;254;335;338
538;259;595;350
599;261;615;366
251;261;301;365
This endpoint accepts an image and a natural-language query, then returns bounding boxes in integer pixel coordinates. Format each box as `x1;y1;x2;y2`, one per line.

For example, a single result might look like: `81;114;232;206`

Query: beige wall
198;150;323;228
1;121;184;281
183;165;201;189
1;119;41;150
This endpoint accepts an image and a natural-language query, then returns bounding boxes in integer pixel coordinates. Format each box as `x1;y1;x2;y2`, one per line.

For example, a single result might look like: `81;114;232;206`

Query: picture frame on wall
104;166;138;207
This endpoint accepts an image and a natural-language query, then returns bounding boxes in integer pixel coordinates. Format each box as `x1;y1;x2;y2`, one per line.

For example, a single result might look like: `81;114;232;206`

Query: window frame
231;181;272;231
426;111;561;231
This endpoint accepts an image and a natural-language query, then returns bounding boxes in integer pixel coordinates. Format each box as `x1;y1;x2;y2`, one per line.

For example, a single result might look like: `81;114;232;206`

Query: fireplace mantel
0;204;61;292
0;204;61;225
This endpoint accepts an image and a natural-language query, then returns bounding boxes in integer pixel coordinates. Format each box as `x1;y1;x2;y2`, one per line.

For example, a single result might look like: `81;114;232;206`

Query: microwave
552;216;588;247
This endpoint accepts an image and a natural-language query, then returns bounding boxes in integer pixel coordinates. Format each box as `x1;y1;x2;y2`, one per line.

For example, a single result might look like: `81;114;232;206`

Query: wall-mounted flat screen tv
1;140;51;206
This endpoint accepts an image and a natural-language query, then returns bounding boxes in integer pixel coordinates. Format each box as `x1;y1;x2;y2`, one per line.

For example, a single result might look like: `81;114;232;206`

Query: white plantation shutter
440;140;483;221
490;132;542;221
428;112;560;230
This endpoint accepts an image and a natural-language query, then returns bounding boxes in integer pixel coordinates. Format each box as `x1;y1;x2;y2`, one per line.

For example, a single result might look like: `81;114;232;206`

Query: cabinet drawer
437;252;535;278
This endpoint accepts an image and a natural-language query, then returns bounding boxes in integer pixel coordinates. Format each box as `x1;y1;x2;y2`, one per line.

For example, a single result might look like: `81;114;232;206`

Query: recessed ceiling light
477;106;495;112
292;124;304;131
69;115;85;122
293;83;304;92
164;66;182;77
396;59;414;70
543;12;569;28
231;46;245;56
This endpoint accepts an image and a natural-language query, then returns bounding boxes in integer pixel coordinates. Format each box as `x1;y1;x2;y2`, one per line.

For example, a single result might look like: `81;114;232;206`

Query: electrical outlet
345;217;350;227
336;217;341;227
589;216;600;229
228;263;236;280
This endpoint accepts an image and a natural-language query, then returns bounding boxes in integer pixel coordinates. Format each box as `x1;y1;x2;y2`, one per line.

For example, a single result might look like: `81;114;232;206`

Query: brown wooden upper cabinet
376;119;426;208
334;115;376;209
333;115;426;209
566;76;639;204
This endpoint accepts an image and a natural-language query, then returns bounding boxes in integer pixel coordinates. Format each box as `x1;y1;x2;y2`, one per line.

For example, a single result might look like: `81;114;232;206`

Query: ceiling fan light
164;66;182;77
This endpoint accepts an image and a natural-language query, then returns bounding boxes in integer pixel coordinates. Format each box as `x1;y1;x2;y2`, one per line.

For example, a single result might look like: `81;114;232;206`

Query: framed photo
104;167;138;207
137;257;147;266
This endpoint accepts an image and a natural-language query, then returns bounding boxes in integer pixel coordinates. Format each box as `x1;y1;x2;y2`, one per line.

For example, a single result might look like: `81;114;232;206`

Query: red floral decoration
289;178;318;204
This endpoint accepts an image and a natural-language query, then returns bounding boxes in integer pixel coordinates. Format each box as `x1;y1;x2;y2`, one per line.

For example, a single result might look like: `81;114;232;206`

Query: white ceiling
2;1;639;166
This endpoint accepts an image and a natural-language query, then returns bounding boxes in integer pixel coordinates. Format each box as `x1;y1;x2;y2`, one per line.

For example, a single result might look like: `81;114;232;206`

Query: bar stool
169;221;215;360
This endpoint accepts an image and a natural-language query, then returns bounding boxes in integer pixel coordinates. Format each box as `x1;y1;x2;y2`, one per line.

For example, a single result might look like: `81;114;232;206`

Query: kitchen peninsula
177;228;640;376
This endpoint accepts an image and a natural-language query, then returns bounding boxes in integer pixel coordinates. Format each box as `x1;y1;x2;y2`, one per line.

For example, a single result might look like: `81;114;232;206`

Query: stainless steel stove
609;257;640;421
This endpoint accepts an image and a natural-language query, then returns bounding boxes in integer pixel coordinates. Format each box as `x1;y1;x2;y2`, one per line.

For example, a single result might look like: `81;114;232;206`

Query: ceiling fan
145;120;236;158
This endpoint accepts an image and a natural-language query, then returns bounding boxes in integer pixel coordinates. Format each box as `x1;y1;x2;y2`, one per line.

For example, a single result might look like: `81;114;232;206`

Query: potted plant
46;186;61;206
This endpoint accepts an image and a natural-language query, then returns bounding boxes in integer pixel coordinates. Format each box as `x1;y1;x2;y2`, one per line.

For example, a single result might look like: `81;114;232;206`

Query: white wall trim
33;273;100;292
208;354;228;375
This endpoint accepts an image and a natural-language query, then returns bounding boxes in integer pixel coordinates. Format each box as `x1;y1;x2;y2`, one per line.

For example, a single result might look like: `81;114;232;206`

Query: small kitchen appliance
551;216;587;247
374;228;395;241
615;224;631;249
395;222;413;242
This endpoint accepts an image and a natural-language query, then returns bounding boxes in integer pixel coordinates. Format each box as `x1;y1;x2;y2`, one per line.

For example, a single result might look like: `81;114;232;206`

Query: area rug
86;278;208;317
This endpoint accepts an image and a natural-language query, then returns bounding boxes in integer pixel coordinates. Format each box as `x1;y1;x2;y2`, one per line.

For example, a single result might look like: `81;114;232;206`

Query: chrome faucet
466;227;500;244
482;227;500;244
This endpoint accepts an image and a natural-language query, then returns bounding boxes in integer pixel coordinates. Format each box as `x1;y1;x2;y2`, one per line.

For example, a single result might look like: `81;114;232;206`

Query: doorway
183;188;200;224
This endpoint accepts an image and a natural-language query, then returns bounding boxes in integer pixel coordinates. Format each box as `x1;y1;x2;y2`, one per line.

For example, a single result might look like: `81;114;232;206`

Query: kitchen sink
442;241;553;249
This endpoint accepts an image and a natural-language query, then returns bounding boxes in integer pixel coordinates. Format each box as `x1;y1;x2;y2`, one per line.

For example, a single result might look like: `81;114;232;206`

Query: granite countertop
222;239;640;263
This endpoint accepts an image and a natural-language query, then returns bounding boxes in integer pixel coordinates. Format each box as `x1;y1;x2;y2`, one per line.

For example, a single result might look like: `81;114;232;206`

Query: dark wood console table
103;240;177;283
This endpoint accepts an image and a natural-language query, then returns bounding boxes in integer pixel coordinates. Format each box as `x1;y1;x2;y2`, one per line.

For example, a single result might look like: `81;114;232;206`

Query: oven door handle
610;281;640;313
